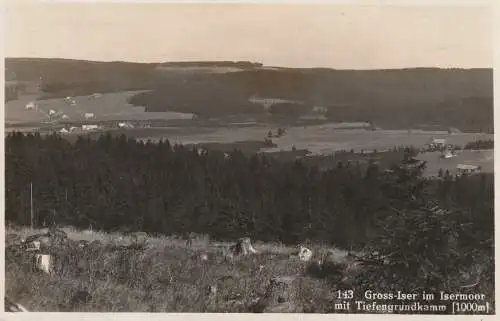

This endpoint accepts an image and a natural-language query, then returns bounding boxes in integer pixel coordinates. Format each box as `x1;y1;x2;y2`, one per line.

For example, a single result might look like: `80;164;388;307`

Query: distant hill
158;61;263;68
5;58;158;99
5;58;493;131
133;67;493;131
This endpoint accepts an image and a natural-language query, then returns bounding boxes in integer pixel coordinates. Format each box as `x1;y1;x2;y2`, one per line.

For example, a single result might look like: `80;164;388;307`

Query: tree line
4;132;493;249
463;139;494;150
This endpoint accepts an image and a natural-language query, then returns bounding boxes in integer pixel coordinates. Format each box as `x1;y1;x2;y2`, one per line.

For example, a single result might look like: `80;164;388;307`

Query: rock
297;246;313;262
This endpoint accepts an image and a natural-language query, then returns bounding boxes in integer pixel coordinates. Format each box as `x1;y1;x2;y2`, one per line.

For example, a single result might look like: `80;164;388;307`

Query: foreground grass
5;225;494;314
5;226;344;312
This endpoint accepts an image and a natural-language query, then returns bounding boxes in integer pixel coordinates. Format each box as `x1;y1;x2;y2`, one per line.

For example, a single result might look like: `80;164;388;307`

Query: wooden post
30;182;34;229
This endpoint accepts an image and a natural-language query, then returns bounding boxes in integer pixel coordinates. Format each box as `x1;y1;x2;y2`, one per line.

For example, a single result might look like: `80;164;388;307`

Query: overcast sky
4;1;493;69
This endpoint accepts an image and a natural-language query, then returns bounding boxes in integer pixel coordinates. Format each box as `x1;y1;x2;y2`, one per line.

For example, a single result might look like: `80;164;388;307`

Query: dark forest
5;132;493;250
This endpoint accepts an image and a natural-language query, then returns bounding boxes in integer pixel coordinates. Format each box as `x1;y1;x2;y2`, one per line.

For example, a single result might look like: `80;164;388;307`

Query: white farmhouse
118;121;134;129
442;150;457;159
456;164;481;177
197;148;207;156
82;124;99;131
427;138;447;151
432;138;447;145
84;113;95;120
312;106;328;114
25;101;37;110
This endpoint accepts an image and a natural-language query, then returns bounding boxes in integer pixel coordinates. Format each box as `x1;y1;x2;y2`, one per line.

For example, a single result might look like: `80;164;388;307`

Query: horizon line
4;56;493;71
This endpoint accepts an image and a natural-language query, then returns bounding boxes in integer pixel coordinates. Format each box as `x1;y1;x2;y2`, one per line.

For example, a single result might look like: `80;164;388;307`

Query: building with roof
456;164;481;176
427;138;447;151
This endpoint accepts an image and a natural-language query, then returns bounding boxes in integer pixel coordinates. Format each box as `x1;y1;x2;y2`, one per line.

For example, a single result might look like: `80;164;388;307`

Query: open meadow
417;150;494;177
4;91;194;126
136;125;493;154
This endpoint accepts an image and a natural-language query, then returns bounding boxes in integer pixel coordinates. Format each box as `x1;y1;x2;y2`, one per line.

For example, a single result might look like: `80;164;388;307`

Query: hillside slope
5;58;493;131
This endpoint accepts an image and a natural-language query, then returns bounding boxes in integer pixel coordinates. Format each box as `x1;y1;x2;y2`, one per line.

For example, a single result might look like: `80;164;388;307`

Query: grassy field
5;226;363;313
134;124;493;154
4;91;194;126
417;149;494;177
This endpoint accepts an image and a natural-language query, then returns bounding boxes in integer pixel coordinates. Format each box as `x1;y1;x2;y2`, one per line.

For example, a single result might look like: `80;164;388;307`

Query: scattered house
59;128;70;134
456;164;482;176
84;113;95;120
48;109;56;116
25;101;37;110
61;114;69;120
82;124;99;131
70;100;77;106
91;93;102;99
441;150;457;159
118;121;134;129
432;138;447;145
64;96;73;103
312;106;328;114
428;138;447;150
69;126;79;132
197;148;207;156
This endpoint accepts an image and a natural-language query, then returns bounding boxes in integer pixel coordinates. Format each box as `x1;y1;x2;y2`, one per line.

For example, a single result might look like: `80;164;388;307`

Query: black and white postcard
2;0;496;316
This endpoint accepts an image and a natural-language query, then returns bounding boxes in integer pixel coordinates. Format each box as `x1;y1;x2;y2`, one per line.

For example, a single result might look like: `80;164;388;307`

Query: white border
1;0;498;320
2;0;496;5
